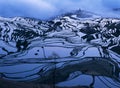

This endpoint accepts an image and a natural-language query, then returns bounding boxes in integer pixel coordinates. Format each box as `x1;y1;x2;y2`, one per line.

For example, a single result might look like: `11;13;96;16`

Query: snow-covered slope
0;9;120;59
0;10;120;88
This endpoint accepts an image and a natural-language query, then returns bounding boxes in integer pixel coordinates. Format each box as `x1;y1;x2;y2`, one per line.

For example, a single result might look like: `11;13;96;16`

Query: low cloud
0;0;57;19
0;0;120;19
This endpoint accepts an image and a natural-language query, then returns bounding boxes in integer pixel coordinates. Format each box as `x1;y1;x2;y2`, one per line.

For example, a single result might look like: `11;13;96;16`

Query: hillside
0;10;120;88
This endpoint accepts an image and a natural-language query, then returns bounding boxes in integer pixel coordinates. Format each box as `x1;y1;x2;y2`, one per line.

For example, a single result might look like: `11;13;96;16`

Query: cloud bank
0;0;120;19
0;0;57;19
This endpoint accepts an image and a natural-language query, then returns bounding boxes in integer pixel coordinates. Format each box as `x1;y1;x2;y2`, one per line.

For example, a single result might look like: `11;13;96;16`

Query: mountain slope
0;10;120;88
0;10;120;58
0;11;120;65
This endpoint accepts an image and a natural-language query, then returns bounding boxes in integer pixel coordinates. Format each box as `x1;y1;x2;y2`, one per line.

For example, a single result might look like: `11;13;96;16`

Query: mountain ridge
0;10;120;88
0;9;120;57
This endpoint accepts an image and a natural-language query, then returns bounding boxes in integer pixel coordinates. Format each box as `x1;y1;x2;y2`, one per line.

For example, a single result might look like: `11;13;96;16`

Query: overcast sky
0;0;120;19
